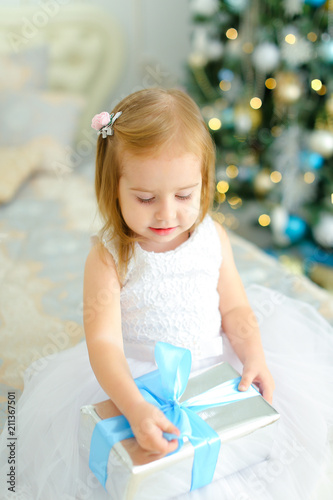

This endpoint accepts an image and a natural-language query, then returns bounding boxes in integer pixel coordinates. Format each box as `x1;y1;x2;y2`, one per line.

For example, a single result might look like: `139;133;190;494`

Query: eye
176;193;192;201
137;197;154;204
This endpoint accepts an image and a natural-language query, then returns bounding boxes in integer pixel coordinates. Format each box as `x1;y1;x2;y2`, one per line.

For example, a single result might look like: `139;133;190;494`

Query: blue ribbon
89;342;259;491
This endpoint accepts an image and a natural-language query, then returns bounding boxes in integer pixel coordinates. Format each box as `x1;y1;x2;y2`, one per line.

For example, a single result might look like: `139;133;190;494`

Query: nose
155;197;176;222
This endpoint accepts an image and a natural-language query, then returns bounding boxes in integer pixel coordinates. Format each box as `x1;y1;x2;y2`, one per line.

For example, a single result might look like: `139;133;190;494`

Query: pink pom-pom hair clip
91;111;122;138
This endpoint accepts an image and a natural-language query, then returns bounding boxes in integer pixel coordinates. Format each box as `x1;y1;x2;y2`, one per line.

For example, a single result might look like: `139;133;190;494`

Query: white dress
1;215;333;500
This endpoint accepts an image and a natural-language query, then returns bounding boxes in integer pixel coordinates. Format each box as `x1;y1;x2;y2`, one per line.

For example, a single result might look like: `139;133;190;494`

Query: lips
149;227;177;235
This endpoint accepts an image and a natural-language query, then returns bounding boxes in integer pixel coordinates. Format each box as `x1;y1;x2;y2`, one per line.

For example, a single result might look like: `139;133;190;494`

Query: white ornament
190;0;219;16
206;39;224;60
192;26;210;53
313;213;333;248
276;77;302;103
283;0;303;16
234;112;252;134
252;43;280;73
318;39;333;64
281;38;313;66
225;0;248;13
271;206;291;246
191;27;224;62
309;130;333;159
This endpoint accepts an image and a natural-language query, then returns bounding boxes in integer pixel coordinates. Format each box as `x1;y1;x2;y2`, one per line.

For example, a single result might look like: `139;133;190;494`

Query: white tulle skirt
1;285;333;500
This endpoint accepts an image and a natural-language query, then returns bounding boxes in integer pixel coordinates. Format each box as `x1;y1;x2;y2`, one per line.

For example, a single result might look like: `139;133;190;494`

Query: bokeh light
216;180;229;193
258;214;271;226
208;118;222;130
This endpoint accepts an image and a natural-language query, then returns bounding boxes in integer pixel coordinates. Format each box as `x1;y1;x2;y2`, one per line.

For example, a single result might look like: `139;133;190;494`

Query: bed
0;0;125;429
0;4;332;499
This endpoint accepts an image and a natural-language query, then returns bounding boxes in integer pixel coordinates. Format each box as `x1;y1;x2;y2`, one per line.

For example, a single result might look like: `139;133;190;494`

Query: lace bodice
98;215;223;360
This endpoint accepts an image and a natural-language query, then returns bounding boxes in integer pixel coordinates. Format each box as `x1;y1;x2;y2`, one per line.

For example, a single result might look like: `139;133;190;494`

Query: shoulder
212;219;225;239
212;218;232;251
200;214;227;240
209;217;238;270
85;241;116;268
213;219;248;311
84;242;120;288
83;243;122;346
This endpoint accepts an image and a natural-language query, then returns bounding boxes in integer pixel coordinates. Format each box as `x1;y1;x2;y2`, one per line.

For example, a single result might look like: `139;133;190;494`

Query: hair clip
91;111;122;138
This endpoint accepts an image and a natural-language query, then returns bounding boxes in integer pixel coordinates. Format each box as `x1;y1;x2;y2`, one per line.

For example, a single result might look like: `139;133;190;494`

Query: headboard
0;3;126;143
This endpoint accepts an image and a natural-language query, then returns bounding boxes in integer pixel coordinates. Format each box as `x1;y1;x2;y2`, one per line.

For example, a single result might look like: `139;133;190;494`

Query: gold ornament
325;0;333;10
309;129;333;158
326;94;333;116
249;107;262;129
234;103;262;133
273;72;303;105
254;169;273;197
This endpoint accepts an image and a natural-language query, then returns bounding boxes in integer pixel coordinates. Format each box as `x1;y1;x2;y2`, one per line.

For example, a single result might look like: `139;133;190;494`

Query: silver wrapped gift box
79;362;280;499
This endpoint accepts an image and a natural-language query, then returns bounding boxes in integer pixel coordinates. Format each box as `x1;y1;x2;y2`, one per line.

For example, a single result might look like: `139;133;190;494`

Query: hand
128;400;180;457
238;357;275;404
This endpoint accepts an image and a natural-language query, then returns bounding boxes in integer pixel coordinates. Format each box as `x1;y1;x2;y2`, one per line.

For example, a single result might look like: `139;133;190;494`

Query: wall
10;0;192;106
97;0;192;105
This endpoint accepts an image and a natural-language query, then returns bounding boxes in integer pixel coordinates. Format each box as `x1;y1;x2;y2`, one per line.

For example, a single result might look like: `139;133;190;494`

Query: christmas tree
187;0;333;254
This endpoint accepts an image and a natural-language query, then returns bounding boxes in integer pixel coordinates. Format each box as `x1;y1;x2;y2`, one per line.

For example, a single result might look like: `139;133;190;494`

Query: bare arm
83;244;179;455
214;222;275;403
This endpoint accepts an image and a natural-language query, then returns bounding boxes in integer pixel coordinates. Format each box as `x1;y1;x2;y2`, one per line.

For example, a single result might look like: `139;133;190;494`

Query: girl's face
118;147;202;252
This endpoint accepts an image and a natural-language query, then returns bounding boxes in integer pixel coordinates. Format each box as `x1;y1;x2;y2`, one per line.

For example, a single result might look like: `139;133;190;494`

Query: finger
238;373;253;392
147;437;179;457
155;411;180;436
162;419;180;436
146;429;178;455
141;426;168;454
166;438;179;454
261;386;273;405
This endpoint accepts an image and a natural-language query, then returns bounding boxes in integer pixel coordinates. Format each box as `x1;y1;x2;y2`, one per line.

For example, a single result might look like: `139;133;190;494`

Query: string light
226;165;239;178
311;79;322;91
224;214;239;229
226;28;238;40
250;97;262;109
265;78;277;90
307;32;317;42
285;34;296;44
216;180;229;194
228;196;242;209
215;192;226;203
214;212;225;224
208;118;222;130
258;214;271;226
219;81;231;91
317;85;327;96
304;172;315;184
270;171;282;183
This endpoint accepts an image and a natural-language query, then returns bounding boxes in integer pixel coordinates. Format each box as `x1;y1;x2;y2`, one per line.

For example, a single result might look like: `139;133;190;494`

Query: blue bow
89;342;259;491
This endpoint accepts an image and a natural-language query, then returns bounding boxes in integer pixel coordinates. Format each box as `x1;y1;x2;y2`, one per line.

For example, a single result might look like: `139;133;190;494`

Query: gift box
79;343;279;499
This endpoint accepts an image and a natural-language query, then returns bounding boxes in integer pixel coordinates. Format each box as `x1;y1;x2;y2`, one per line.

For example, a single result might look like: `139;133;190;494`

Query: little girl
1;88;333;500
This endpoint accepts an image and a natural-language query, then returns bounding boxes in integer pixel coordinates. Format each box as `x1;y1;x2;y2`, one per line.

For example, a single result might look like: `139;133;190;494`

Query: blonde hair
95;87;216;281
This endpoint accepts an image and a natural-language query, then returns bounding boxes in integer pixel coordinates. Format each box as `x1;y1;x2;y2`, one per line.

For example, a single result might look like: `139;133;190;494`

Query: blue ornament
221;107;234;128
318;39;333;64
285;215;307;243
218;68;234;82
304;0;327;6
299;150;324;170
